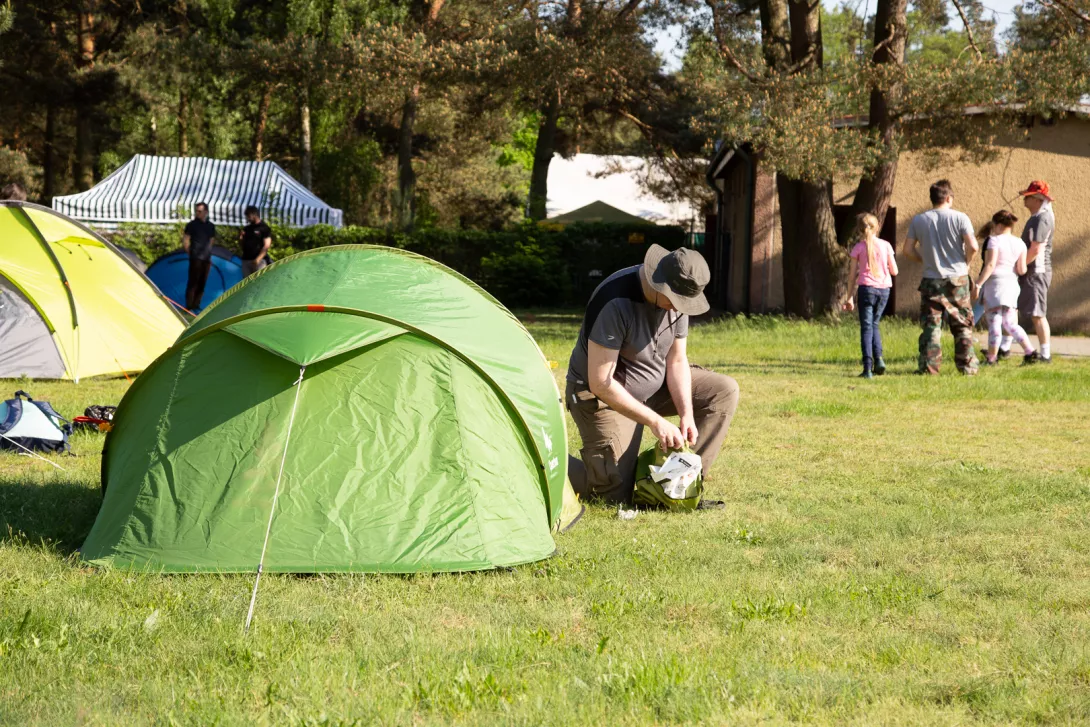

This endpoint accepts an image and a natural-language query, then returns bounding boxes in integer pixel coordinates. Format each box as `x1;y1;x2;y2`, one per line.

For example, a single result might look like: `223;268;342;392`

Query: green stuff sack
632;446;703;511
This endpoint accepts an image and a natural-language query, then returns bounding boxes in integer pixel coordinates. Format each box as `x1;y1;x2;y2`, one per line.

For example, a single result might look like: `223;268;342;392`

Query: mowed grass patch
2;315;1090;725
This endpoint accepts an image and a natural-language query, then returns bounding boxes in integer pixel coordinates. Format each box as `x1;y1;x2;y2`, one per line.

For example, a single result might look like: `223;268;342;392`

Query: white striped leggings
985;306;1032;357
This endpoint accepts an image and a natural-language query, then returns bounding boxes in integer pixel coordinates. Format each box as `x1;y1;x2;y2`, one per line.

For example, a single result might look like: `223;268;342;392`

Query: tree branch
949;0;983;61
1039;0;1090;24
616;0;642;22
704;0;762;83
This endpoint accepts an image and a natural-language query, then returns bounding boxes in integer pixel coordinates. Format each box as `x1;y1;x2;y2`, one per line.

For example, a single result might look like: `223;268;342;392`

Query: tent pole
244;365;306;633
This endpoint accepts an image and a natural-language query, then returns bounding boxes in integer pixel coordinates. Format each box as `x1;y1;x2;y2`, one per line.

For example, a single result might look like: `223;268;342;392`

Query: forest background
0;0;1087;315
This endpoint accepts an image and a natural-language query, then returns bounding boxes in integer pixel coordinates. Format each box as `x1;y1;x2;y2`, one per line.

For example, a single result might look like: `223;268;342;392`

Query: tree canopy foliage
0;0;1086;261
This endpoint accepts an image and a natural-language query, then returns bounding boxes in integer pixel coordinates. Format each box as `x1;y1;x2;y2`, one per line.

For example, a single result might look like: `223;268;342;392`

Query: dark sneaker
997;349;1011;360
874;358;887;375
1023;351;1040;365
1040;355;1053;364
859;370;873;379
697;499;725;511
983;358;998;366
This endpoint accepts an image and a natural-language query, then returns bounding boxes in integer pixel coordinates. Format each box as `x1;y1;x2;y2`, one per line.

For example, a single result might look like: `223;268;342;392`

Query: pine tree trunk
527;91;561;221
396;88;419;232
850;0;907;228
179;91;189;156
759;0;847;317
300;87;313;189
74;4;96;191
43;104;57;200
254;85;272;161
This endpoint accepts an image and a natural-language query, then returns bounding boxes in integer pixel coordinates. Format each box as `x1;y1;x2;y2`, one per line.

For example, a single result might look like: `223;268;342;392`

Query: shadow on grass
0;478;101;554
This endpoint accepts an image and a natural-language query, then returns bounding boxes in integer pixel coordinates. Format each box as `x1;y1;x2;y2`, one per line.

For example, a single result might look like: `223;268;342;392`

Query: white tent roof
53;155;343;229
545;154;702;229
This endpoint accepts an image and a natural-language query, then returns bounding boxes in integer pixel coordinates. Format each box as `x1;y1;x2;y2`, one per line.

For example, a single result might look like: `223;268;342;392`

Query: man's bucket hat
642;244;711;316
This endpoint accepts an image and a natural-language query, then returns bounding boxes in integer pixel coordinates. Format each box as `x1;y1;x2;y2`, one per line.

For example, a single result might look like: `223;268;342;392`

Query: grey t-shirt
907;208;975;279
567;266;688;403
1021;207;1055;275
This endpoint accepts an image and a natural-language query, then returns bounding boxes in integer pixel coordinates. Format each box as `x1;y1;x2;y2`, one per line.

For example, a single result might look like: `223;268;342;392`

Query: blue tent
146;246;243;313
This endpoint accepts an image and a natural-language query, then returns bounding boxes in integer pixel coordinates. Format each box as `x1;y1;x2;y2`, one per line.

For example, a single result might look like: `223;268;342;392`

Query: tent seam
442;349;492;567
222;320;405;366
113;341;193;556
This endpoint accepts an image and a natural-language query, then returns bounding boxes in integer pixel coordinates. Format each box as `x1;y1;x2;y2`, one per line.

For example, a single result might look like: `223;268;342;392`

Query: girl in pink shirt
843;213;898;378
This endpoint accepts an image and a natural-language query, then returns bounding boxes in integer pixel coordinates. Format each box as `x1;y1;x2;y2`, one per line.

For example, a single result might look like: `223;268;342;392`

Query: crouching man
565;244;740;505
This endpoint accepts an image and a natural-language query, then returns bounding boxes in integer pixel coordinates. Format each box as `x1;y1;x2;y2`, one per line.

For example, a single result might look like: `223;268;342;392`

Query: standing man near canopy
182;202;216;311
239;205;273;278
565;244;740;505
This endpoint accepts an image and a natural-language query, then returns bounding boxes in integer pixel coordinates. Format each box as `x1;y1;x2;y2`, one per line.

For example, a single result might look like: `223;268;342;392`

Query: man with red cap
565;244;740;506
1016;181;1055;364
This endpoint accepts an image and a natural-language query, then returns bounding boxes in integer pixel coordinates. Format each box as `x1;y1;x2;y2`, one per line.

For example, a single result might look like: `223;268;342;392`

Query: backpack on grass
632;445;704;512
0;390;72;454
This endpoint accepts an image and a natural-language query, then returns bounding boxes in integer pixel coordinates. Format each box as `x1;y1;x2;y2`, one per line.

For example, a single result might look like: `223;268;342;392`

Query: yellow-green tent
0;202;185;380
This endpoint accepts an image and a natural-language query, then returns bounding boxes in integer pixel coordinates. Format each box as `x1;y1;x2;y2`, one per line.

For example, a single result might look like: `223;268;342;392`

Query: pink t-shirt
850;238;895;289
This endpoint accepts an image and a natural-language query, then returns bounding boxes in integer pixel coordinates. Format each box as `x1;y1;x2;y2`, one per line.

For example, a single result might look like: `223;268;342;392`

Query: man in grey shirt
902;179;980;375
1017;180;1055;364
566;244;740;504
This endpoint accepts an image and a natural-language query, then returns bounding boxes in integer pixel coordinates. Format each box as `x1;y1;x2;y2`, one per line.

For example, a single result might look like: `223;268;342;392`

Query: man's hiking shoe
697;499;725;511
1023;351;1040;365
997;349;1011;360
859;370;873;379
983;358;998;366
1040;356;1052;364
874;358;887;375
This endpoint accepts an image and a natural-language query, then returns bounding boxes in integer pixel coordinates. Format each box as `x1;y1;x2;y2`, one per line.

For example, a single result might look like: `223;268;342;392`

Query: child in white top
973;210;1036;365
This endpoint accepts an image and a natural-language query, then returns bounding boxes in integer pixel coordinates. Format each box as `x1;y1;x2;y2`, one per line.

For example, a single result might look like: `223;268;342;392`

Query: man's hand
843;297;855;312
652;416;685;451
679;415;699;446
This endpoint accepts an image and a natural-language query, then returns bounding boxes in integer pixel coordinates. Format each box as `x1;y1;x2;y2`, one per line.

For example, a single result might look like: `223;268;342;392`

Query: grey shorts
1018;272;1051;318
241;258;267;278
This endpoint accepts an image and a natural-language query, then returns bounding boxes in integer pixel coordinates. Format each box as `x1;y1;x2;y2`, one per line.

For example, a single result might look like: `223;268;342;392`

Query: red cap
1019;180;1053;201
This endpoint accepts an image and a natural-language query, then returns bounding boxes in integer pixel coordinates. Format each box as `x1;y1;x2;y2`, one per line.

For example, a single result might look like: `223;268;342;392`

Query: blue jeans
858;285;890;369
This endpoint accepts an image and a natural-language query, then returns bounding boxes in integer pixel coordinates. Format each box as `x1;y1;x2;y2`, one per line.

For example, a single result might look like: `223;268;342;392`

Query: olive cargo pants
566;366;740;504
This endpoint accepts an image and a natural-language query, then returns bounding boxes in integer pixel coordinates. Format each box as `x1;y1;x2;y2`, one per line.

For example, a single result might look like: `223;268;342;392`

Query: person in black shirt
182;202;216;310
239;205;272;277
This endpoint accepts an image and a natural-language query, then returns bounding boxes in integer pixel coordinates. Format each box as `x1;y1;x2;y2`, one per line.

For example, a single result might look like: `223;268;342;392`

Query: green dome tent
82;246;582;574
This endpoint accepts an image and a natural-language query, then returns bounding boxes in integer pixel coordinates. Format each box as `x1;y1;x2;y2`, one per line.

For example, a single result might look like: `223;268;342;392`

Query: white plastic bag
648;451;703;500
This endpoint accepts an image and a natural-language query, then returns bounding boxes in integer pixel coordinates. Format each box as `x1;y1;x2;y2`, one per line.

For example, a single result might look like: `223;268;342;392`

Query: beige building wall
834;117;1090;333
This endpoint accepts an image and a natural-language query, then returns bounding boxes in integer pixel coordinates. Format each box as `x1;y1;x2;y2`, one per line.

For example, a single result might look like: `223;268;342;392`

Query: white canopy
54;155;343;229
545;154;703;229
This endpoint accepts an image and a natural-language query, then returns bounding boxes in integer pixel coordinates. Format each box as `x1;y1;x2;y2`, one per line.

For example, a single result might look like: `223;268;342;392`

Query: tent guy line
0;433;67;471
246;365;307;632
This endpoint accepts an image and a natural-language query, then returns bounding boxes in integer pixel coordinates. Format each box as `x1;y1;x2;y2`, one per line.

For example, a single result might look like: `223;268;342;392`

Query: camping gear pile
83;245;582;575
72;405;117;433
633;446;704;511
0;390;72;454
0;201;185;380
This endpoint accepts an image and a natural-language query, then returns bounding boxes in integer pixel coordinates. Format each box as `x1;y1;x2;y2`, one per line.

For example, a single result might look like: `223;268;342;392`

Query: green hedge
110;221;690;308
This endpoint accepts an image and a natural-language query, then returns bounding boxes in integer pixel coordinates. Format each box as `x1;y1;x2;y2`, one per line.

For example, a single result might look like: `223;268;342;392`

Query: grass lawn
3;314;1090;725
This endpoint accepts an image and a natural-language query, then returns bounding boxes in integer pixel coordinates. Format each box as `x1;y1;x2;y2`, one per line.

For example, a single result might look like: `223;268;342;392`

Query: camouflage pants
918;276;979;375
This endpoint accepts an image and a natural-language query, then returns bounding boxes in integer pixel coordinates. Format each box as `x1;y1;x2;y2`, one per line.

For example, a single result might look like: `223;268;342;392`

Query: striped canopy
53;155;343;229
